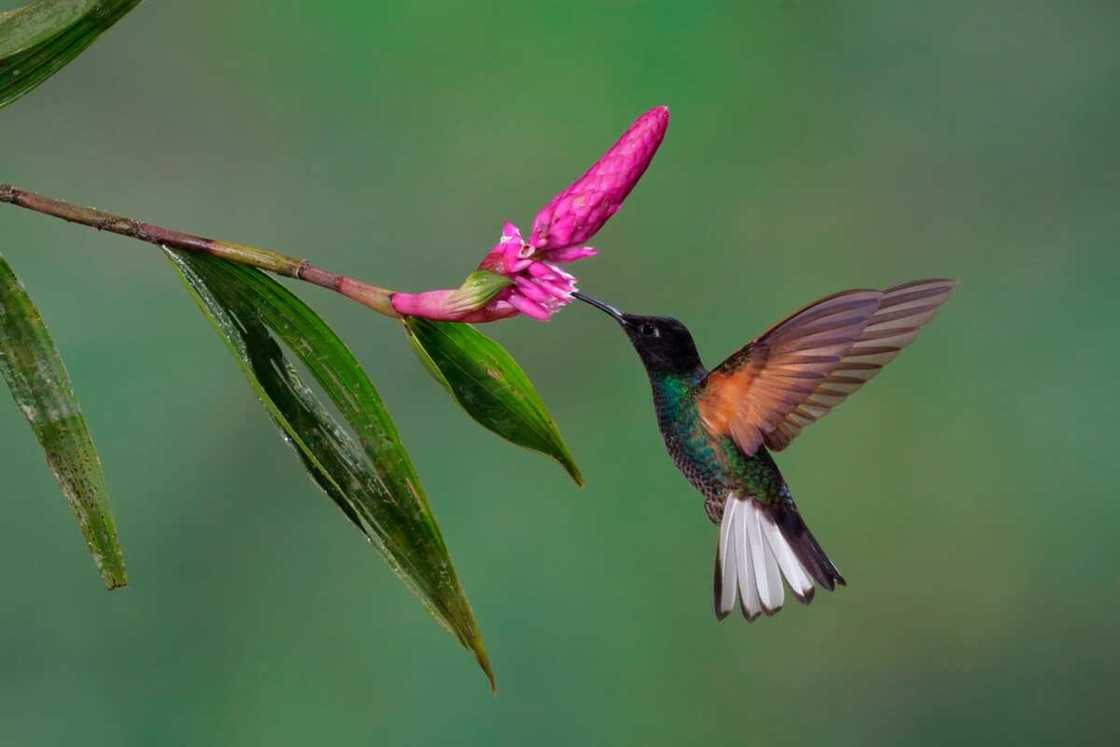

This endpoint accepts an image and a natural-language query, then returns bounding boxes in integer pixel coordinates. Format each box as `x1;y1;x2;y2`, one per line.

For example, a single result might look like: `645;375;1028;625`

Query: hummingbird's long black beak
573;292;626;324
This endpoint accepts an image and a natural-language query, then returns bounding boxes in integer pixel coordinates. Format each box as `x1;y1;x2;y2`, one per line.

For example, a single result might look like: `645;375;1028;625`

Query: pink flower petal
478;221;531;274
504;251;534;273
544;262;575;281
527;262;557;280
489;299;515;313
513;276;555;305
507;292;552;321
500;222;523;244
459;302;519;323
537;278;575;301
542;245;598;263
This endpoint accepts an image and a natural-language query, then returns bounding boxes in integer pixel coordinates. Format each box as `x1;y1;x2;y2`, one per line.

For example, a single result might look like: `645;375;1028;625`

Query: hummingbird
574;279;955;621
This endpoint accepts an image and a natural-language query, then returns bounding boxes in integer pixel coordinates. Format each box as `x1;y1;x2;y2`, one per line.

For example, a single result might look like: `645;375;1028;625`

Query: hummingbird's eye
640;322;658;337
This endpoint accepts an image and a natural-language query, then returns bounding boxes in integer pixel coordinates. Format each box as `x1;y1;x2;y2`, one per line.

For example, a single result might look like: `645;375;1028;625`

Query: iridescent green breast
650;372;791;508
651;373;729;501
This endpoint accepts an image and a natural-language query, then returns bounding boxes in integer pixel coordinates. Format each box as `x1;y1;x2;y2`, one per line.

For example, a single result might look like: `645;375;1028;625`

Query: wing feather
696;279;955;455
764;279;956;451
696;289;883;455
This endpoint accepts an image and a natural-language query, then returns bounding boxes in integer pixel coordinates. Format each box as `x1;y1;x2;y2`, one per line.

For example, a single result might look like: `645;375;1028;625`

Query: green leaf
0;253;126;589
0;0;143;110
166;250;493;688
403;317;583;486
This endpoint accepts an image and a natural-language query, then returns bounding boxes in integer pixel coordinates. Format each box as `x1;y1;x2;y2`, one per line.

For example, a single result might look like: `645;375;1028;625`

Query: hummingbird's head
574;293;704;376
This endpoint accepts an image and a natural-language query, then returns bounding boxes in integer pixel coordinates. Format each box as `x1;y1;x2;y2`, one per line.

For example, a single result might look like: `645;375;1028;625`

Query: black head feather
574;293;703;376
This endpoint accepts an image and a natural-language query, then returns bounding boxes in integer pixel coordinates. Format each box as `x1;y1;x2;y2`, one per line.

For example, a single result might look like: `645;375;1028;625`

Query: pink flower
391;106;670;322
472;222;592;321
391;222;591;322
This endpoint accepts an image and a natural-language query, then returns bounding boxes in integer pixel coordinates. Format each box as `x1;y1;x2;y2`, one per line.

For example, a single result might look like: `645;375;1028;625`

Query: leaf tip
97;551;128;591
566;462;585;487
469;641;497;692
482;658;497;693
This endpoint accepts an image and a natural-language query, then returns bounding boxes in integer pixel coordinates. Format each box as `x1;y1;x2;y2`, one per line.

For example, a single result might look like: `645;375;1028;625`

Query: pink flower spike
542;246;598;264
397;107;671;323
530;105;669;251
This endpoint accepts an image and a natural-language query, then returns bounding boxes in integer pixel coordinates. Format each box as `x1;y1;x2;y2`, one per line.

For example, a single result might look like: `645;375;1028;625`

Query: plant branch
0;184;400;318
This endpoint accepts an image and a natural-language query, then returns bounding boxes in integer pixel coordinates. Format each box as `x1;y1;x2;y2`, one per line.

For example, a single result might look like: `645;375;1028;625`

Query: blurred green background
2;1;1117;745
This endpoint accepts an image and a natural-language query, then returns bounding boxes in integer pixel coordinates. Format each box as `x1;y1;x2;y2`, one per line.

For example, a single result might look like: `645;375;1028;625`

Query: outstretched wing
696;279;955;456
696;288;883;456
763;279;956;451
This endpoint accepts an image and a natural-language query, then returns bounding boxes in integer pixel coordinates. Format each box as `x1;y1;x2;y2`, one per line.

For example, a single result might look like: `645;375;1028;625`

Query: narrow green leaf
403;318;583;486
0;0;143;110
0;253;126;589
166;250;493;687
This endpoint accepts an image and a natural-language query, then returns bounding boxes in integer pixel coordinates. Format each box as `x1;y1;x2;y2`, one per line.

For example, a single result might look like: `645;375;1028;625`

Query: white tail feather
763;520;815;601
719;499;739;613
717;494;815;619
736;504;762;617
748;505;783;611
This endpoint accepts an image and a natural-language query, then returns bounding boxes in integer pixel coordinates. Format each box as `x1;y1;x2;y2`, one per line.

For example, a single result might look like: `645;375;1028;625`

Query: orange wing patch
698;279;956;456
697;289;883;455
